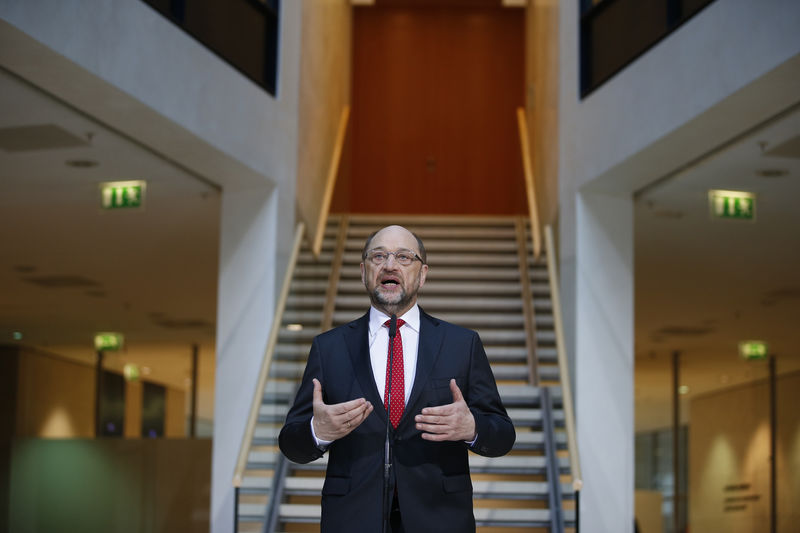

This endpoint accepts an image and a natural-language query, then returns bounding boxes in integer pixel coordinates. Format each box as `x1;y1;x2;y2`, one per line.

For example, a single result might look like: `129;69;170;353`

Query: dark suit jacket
279;308;515;533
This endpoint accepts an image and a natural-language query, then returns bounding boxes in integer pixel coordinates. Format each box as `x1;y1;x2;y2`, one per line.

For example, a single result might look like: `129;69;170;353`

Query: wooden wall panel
337;5;526;215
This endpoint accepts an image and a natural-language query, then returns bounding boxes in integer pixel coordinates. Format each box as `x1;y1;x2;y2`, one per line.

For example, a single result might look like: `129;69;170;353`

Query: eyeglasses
364;249;424;266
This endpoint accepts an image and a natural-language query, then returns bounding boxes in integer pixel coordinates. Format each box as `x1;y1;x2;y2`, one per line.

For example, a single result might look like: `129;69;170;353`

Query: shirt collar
368;304;420;337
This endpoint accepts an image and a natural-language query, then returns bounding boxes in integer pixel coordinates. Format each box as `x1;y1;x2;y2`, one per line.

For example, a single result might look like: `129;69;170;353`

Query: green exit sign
101;180;146;209
94;332;124;352
709;189;755;220
739;340;768;361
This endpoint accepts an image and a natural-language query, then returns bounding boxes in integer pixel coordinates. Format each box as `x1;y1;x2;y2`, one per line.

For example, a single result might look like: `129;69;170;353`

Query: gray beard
370;285;413;315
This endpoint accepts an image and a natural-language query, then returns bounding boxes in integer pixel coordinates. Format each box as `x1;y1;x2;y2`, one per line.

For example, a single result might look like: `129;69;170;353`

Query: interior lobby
1;1;798;532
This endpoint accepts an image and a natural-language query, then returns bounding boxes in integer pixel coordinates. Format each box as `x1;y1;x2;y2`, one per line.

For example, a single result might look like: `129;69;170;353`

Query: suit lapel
344;312;387;425
399;308;443;428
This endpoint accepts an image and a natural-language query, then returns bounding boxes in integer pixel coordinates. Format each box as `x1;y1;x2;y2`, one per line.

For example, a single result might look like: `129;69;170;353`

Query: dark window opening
142;0;280;96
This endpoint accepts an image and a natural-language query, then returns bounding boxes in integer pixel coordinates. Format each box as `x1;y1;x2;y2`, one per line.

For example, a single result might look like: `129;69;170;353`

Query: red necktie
383;318;405;428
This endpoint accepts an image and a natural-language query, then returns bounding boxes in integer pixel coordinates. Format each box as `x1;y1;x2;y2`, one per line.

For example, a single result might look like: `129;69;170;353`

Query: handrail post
516;107;542;260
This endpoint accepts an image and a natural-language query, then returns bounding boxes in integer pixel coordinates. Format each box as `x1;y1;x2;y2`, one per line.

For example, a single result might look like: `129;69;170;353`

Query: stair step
273;505;576;527
490;364;560;382
282;310;323;323
342;252;519;266
348;237;520;253
475;507;576;527
285;451;569;475
243;476;573;499
485;346;528;361
507;407;564;426
262;380;297;402
348;226;518;239
258;403;289;423
286;295;326;308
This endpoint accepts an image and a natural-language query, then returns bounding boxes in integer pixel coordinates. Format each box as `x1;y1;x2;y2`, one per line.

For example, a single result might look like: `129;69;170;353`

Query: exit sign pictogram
101;180;146;209
708;190;755;220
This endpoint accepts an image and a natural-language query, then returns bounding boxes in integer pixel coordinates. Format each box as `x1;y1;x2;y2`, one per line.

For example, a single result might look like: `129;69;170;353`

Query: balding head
362;225;427;264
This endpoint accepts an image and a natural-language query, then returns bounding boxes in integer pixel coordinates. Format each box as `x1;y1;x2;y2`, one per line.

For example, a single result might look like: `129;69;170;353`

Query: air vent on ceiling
761;287;800;306
765;135;800;160
152;317;214;330
0;124;89;152
656;326;713;336
23;275;100;288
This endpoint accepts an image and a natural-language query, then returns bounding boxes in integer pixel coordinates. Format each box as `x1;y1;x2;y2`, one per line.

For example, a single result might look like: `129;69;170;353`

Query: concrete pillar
211;185;278;533
575;190;634;532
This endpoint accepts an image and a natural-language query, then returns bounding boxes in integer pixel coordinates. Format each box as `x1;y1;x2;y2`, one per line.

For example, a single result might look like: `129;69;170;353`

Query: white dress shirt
367;304;420;405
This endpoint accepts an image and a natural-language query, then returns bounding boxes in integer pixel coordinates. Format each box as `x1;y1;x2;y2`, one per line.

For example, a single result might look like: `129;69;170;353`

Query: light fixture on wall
123;363;140;382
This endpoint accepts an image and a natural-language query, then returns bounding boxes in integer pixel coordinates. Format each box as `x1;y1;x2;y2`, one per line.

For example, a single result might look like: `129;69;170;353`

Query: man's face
360;225;428;317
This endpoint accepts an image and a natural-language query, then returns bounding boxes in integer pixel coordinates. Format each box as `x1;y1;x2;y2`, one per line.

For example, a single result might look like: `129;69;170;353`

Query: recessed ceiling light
755;168;788;178
12;331;23;341
287;324;303;331
65;159;98;168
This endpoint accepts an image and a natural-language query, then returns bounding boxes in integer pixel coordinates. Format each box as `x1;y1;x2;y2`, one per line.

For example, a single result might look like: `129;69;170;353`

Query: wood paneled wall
333;5;526;215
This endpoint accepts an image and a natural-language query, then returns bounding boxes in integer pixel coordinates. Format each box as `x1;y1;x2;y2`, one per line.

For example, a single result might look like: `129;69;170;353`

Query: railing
320;216;350;332
232;222;306;489
545;225;583;494
517;104;582;519
312;106;351;258
515;217;540;386
516;107;542;261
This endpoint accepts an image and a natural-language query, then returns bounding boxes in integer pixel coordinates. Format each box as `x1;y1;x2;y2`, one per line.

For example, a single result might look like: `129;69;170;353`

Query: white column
211;185;278;533
575;190;634;532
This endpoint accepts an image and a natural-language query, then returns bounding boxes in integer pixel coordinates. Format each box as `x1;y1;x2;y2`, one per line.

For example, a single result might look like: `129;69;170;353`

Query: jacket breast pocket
428;376;466;405
322;476;350;496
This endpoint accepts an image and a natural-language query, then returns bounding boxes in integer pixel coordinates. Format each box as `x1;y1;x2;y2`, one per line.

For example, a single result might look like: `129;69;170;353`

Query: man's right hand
312;378;373;441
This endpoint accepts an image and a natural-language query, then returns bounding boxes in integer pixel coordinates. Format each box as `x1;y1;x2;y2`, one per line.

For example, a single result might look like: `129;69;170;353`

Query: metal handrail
516;107;542;260
232;222;306;488
542;387;566;533
312;106;350;258
544;225;582;492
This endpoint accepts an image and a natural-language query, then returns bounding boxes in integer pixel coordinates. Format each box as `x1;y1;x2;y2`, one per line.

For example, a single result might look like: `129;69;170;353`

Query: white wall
557;1;800;531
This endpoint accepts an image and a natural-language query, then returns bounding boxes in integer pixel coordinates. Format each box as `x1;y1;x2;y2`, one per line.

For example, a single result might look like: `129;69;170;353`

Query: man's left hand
415;379;476;442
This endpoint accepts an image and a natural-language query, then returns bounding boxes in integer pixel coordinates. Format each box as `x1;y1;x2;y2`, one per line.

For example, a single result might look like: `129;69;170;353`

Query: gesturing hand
312;378;373;441
415;379;476;442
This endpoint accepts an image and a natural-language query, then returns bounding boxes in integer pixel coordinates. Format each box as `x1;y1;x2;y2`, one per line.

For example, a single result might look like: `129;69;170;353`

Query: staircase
235;215;576;532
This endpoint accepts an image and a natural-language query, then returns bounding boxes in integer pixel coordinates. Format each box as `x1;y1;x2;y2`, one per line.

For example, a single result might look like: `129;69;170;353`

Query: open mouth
381;279;399;287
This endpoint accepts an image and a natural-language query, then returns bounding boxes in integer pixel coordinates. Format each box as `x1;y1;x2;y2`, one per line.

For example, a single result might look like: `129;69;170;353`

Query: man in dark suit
279;225;515;532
